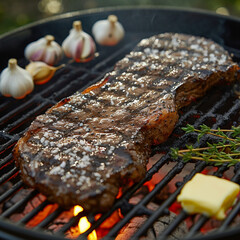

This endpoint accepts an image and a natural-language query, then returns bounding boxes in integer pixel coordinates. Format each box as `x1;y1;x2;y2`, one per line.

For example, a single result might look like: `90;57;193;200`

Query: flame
74;205;97;240
144;171;164;192
27;203;58;227
116;187;123;199
144;181;155;192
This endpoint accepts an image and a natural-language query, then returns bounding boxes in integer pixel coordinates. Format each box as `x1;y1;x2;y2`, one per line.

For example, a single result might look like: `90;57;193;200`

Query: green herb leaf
170;148;179;160
182;124;195;133
172;124;240;166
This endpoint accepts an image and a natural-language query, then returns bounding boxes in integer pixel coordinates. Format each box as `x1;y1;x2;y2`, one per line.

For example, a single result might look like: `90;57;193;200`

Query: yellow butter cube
177;173;239;220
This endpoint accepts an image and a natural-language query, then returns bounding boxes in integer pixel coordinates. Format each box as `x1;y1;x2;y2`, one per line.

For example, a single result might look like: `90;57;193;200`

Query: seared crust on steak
13;33;239;212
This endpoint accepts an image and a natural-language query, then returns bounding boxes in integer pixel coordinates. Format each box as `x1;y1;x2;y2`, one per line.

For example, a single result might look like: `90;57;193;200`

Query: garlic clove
29;47;45;61
26;61;64;85
0;58;34;99
24;35;63;65
80;32;95;59
62;21;96;62
92;15;125;46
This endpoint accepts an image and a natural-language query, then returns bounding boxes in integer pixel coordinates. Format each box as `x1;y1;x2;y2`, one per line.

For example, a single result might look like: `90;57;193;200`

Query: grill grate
0;7;240;240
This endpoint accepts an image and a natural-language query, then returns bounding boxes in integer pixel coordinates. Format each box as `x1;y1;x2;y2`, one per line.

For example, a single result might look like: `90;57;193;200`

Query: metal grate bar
1;190;38;218
0;131;12;143
40;67;89;99
186;215;209;239
56;215;80;235
50;72;99;101
185;164;238;238
76;205;122;240
17;200;50;225
56;210;93;237
119;154;171;201
0;100;12;113
231;168;240;183
37;66;76;96
0;154;13;169
0;218;66;240
0;229;24;240
0;100;44;131
152;86;235;156
0;100;35;127
104;161;187;239
216;168;240;231
33;207;63;230
0;138;17;154
212;100;240;129
218;200;240;231
183;88;231;126
3;101;54;134
0;139;17;158
131;161;207;240
157;210;189;240
0;180;23;204
0;167;18;185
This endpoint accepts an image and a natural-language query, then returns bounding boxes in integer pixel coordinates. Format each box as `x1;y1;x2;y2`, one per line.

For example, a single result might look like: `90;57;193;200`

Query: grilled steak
13;33;240;212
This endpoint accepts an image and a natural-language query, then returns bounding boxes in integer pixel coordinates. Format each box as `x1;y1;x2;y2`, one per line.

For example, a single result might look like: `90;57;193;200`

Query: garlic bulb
24;35;62;65
62;21;96;62
26;61;64;85
92;15;125;46
0;59;34;99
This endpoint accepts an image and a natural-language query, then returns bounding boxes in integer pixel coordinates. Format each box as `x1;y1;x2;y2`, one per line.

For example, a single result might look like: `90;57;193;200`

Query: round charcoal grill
0;6;240;240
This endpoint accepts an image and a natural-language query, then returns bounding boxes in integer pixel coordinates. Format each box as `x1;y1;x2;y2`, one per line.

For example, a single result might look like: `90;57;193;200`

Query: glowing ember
144;180;155;192
74;205;97;240
74;205;84;215
27;203;58;227
116;187;123;199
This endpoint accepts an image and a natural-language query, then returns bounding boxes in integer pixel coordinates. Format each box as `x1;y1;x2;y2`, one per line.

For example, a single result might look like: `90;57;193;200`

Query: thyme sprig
171;124;240;167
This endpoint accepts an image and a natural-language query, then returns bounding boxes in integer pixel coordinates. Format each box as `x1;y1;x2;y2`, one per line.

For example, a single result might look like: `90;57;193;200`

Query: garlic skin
62;21;96;62
0;59;34;99
92;15;125;46
24;35;62;65
26;61;64;85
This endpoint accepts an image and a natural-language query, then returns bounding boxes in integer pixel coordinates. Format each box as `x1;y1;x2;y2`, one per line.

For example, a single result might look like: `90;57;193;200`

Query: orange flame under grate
73;205;97;240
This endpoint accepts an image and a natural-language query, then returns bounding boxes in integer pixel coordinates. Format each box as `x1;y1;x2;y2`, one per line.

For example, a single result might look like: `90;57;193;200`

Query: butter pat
177;173;240;220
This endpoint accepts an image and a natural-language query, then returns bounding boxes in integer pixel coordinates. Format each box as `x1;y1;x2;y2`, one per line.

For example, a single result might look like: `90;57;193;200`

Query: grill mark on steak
13;33;240;212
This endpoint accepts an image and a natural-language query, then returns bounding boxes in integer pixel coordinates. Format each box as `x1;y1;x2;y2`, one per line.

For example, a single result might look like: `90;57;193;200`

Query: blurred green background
1;0;240;35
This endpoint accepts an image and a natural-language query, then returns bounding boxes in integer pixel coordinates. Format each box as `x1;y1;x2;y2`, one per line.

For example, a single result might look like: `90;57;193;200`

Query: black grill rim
0;6;240;240
2;5;240;40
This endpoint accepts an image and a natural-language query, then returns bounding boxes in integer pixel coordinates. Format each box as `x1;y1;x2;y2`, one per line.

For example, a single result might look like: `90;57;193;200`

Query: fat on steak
13;33;240;212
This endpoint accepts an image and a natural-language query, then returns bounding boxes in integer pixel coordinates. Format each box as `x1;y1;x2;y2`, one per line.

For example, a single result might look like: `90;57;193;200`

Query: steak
13;33;240;212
